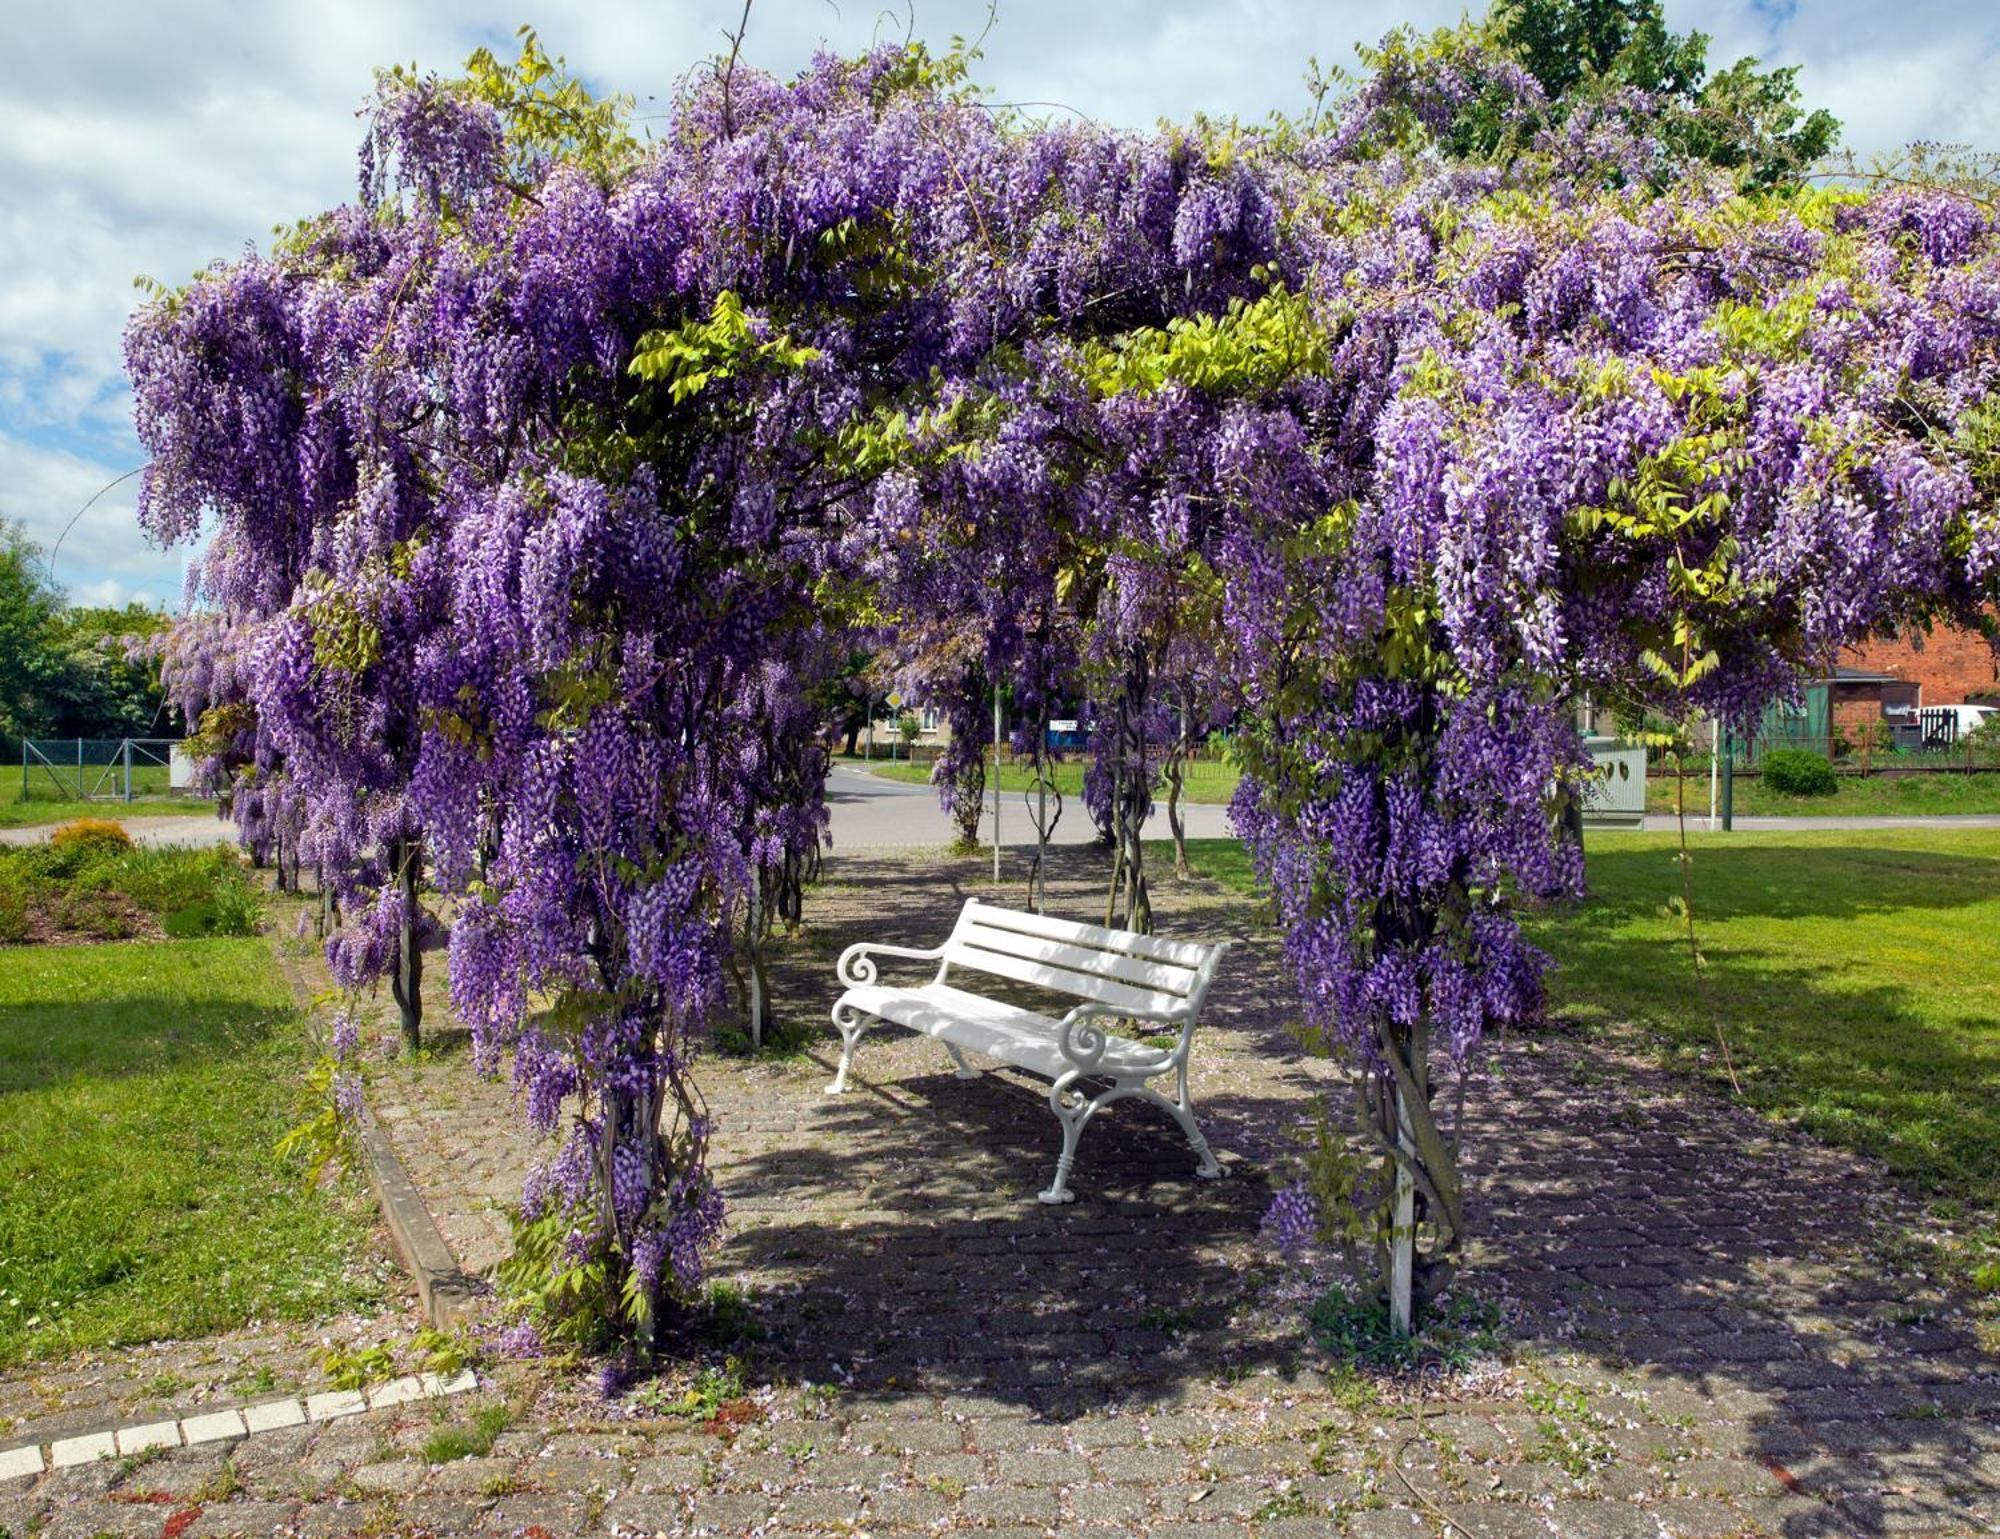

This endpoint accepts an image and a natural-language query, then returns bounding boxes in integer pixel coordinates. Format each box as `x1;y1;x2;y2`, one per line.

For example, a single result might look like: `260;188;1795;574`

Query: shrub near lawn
1760;747;1838;797
0;939;385;1365
0;837;260;943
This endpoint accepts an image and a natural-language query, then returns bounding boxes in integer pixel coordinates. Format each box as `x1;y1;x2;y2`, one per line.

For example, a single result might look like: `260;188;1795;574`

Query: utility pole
992;688;1003;884
1721;728;1734;831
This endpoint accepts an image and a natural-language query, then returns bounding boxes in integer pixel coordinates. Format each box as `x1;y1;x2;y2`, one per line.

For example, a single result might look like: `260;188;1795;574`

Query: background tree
1341;0;1840;191
0;524;175;752
0;526;75;751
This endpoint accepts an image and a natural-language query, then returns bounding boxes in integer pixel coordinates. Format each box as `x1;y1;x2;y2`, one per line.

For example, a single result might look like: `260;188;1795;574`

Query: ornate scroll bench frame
827;897;1231;1204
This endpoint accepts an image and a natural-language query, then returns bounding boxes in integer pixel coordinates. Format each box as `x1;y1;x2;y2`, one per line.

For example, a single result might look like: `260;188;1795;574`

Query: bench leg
1038;1084;1089;1205
827;1001;874;1095
1037;1071;1221;1204
1165;1065;1223;1180
944;1042;980;1080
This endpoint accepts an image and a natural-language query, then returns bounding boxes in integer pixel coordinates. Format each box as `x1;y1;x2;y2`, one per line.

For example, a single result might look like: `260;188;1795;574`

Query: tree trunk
388;836;423;1053
743;863;771;1048
316;865;338;942
1107;652;1152;933
951;754;985;849
1165;758;1189;879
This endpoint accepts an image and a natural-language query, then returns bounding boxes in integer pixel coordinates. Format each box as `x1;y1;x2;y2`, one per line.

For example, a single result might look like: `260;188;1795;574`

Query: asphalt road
5;774;1998;851
823;764;1236;847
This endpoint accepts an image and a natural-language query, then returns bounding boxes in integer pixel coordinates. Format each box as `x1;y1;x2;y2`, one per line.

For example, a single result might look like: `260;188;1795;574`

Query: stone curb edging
265;933;482;1333
0;1369;479;1485
353;1100;483;1332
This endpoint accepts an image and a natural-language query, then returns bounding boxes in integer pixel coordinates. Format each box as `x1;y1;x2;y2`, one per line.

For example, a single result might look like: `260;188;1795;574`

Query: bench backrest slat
958;916;1199;998
960;900;1214;968
939;899;1222;1019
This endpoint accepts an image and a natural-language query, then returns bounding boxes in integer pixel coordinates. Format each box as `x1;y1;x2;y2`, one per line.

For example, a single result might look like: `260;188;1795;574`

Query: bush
0;842;257;942
47;817;135;863
1762;748;1838;797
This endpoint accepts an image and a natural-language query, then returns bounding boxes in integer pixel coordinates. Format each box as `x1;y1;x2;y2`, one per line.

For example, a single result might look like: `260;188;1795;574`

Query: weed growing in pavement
422;1402;514;1463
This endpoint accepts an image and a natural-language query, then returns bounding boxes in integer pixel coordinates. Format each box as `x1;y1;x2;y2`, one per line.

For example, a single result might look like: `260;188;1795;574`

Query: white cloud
0;429;182;606
4;0;1998;605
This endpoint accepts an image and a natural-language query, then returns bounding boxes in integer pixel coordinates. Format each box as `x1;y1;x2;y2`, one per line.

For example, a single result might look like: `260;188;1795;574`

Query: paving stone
393;1493;495;1533
1069;1417;1146;1448
996;1447;1092;1484
686;1491;776;1532
870;1485;957;1526
184;1499;304;1536
1163;1477;1270;1517
519;1452;627;1491
0;1443;44;1483
1650;1496;1758;1537
1440;1504;1557;1538
423;1453;519;1494
477;1490;596;1533
774;1485;868;1527
1208;1440;1311;1475
1069;1480;1153;1522
349;1458;427;1494
1344;1513;1432;1539
39;1504;161;1539
966;1484;1060;1523
1099;1444;1196;1482
849;1417;964;1453
603;1491;687;1535
801;1450;899;1485
1671;1455;1785;1497
910;1450;982;1483
628;1452;706;1489
1544;1501;1662;1538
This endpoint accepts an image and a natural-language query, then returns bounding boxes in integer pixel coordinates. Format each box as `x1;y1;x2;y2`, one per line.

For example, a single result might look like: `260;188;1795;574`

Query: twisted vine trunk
1365;1012;1466;1330
950;754;986;849
742;862;771;1047
1165;694;1193;880
1025;717;1062;916
1104;651;1152;934
388;835;423;1052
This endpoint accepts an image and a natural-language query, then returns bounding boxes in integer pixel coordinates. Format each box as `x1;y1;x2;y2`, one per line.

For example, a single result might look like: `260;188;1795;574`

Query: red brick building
1846;623;2000;708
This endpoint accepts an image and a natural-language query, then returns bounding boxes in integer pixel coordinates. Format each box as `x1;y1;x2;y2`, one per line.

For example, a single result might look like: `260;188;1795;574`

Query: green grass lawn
0;939;383;1366
0;794;194;828
1168;829;2000;1210
1645;768;2000;817
863;757;1242;805
865;758;2000;819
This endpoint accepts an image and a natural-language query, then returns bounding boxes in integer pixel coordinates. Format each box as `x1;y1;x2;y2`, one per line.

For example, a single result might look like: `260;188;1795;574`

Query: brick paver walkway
2;847;1994;1538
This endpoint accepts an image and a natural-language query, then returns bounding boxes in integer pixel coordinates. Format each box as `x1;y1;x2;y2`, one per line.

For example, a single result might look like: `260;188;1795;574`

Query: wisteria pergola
128;36;2000;1349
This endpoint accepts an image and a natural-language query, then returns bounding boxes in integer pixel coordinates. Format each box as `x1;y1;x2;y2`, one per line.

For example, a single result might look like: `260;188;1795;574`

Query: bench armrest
1055;1001;1192;1075
836;941;946;989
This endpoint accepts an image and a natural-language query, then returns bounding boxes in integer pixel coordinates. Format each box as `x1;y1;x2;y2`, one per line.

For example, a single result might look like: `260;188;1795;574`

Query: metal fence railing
1643;729;2000;777
18;739;189;803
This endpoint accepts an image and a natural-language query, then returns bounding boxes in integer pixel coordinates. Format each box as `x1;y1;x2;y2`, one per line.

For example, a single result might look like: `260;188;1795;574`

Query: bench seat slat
943;938;1184;1017
954;920;1199;998
839;983;1166;1080
962;900;1214;970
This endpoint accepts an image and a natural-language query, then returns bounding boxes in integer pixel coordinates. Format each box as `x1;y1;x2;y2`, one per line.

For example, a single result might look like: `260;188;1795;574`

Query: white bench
828;898;1231;1204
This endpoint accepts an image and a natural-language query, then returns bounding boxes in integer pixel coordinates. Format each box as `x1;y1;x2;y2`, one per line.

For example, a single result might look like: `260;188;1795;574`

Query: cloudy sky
7;0;1998;609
